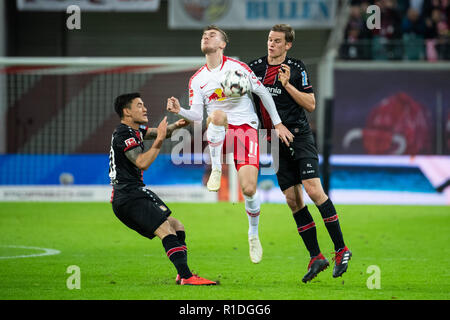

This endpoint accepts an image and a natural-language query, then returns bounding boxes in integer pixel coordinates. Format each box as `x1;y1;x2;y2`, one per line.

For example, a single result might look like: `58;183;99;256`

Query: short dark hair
204;25;229;43
271;24;295;43
114;92;141;118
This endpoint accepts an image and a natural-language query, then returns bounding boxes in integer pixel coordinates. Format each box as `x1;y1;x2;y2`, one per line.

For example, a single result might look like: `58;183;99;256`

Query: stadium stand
340;0;450;60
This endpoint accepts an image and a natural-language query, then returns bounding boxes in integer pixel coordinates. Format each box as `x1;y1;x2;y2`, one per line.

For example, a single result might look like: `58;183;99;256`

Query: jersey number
109;136;117;183
248;140;258;158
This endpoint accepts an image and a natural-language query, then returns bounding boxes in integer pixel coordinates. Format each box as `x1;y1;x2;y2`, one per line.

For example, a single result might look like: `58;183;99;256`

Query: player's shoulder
225;56;252;73
114;124;134;138
285;57;307;72
189;64;208;87
248;56;267;70
114;123;128;134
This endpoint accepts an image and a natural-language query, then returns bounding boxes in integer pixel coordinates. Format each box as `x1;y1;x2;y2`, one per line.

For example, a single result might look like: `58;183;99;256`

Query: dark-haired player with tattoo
109;92;217;286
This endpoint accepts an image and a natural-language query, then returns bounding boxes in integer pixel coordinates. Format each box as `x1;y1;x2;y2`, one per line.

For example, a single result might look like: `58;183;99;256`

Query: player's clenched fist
167;97;181;114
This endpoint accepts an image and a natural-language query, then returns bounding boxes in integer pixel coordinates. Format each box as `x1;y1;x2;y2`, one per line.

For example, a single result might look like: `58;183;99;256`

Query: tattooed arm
125;117;167;171
144;119;190;140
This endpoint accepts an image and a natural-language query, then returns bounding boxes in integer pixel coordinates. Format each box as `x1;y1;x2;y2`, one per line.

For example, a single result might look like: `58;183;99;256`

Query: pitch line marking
0;245;61;259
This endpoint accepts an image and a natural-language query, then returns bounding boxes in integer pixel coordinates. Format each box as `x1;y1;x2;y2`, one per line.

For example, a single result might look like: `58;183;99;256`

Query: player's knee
286;200;300;212
304;184;324;203
285;195;302;212
168;217;184;231
154;220;176;239
209;110;227;127
242;184;256;197
173;219;185;232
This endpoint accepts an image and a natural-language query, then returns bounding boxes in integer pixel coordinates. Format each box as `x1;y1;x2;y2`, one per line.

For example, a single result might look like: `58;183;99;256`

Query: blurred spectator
436;12;450;59
371;0;403;60
423;0;449;19
409;0;425;13
424;8;441;39
397;0;412;15
424;6;450;60
402;7;426;59
340;4;371;59
403;7;425;35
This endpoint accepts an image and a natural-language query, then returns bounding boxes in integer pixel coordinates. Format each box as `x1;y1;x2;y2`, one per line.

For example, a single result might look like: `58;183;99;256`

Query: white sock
206;123;226;171
245;191;261;237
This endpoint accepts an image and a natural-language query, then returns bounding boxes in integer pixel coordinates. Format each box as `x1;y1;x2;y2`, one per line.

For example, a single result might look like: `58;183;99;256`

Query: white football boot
207;168;222;192
248;235;263;264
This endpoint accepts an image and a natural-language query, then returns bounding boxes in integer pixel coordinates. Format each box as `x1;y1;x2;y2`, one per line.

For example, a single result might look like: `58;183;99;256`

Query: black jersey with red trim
109;123;147;192
248;56;314;135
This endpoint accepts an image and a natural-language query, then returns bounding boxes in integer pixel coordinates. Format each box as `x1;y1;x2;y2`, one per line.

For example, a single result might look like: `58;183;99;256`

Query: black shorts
275;133;320;192
112;187;172;240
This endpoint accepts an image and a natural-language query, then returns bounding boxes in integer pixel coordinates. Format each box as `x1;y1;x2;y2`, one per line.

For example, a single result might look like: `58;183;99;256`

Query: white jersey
179;56;281;129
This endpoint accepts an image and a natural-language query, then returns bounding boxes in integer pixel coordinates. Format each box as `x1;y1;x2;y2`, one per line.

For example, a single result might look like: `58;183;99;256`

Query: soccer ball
221;70;250;97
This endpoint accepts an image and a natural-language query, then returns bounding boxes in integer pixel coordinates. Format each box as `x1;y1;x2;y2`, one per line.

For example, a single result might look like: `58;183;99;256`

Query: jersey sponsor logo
124;137;138;148
208;88;227;102
266;87;282;95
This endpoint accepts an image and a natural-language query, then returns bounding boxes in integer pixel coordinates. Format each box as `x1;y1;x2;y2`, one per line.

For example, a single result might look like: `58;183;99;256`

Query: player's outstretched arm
252;80;294;146
167;97;203;122
144;119;190;140
125;117;167;171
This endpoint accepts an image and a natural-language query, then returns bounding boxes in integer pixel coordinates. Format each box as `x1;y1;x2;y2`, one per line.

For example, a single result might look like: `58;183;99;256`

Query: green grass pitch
0;202;449;300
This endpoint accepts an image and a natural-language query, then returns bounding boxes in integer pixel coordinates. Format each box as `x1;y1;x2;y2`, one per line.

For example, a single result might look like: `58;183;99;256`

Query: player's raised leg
238;164;263;264
302;177;351;278
206;110;227;192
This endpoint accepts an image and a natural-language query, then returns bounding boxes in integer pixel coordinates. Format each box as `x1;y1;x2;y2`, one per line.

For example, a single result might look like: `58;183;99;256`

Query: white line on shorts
0;245;61;259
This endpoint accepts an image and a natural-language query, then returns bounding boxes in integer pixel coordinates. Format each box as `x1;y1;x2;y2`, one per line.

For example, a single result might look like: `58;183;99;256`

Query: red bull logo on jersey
208;88;227;102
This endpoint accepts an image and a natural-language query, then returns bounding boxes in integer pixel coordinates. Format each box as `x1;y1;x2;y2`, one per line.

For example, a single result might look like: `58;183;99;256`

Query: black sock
293;206;321;257
317;198;345;251
176;230;187;257
162;234;192;279
176;230;186;246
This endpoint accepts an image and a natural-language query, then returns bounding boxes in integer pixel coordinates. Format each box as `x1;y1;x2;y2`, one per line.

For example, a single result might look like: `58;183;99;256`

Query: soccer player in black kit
249;24;352;283
109;92;217;286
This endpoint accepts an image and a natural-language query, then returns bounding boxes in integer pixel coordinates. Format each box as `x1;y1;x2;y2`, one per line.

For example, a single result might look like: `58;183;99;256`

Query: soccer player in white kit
167;25;293;264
